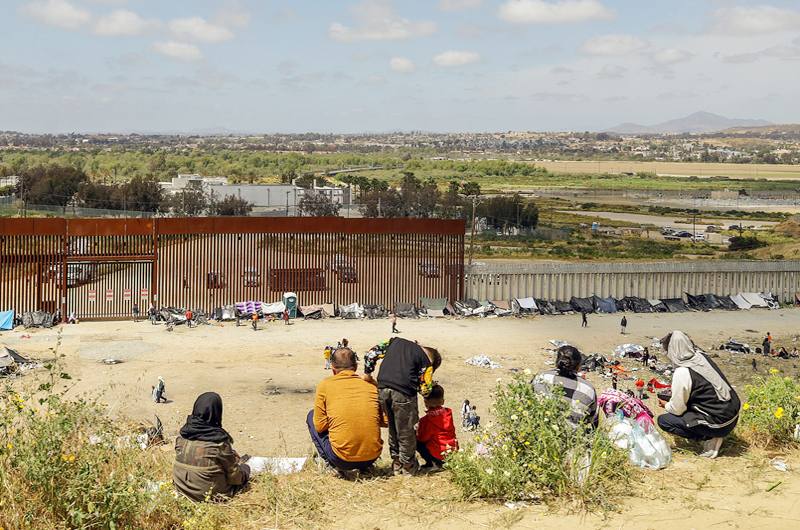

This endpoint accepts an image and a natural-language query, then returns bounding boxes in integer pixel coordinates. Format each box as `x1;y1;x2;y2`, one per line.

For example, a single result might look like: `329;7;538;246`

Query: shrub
446;375;631;508
740;370;800;444
728;236;767;251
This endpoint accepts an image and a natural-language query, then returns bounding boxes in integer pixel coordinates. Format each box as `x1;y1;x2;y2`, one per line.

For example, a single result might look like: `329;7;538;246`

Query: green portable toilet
283;292;298;318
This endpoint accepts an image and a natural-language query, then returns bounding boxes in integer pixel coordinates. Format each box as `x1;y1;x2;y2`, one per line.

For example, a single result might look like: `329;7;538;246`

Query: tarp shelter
648;299;668;312
570;296;595;314
213;305;238;321
740;292;767;308
235;301;262;315
662;298;691;313
22;312;53;329
515;297;537;311
552;300;573;314
339;303;364;319
730;293;751;309
261;301;287;315
535;299;556;315
716;295;738;311
299;305;329;319
623;297;653;313
594;295;618;313
685;293;711;311
0;346;31;375
613;343;645;358
444;302;457;316
393;303;419;319
701;294;723;310
363;305;389;319
759;292;780;310
420;298;448;311
0;310;12;331
322;304;336;318
490;300;511;310
615;299;627;312
426;309;445;318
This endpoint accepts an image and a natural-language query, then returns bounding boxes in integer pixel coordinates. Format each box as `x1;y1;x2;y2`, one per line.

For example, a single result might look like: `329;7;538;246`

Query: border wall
465;261;800;303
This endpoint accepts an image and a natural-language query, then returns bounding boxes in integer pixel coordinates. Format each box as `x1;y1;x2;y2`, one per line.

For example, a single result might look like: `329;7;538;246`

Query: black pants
252;320;257;330
416;441;443;467
392;323;398;333
657;413;732;441
582;319;587;327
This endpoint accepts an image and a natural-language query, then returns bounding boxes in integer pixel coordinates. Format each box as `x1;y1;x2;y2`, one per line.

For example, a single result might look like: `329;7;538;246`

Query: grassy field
533;160;800;180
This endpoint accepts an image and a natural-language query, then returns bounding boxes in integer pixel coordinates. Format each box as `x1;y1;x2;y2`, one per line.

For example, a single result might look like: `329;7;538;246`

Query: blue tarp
594;295;618;313
0;310;13;330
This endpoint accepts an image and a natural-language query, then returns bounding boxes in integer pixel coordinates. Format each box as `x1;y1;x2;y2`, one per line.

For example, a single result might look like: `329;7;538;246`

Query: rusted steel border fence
0;217;465;320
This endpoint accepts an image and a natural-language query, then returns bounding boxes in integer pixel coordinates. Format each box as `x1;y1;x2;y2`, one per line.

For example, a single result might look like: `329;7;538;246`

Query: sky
2;0;800;134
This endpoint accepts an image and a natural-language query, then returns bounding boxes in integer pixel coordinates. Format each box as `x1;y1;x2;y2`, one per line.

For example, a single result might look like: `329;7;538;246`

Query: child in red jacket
416;384;458;470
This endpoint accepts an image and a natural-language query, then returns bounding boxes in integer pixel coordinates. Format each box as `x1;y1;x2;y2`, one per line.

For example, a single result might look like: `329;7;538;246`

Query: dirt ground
3;308;800;529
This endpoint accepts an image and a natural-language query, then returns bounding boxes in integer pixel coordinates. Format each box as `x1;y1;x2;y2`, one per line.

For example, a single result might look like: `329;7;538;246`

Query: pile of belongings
552;300;573;314
258;301;287;317
488;300;513;317
619;297;654;313
0;346;34;376
338;303;364;319
298;305;331;320
393;303;418;319
419;298;453;318
161;307;207;325
723;339;751;354
613;343;646;358
213;305;238;321
465;354;502;369
535;299;557;315
685;293;712;311
0;310;13;331
22;311;54;329
453;299;481;316
580;353;610;372
363;304;389;319
648;299;669;312
514;297;537;314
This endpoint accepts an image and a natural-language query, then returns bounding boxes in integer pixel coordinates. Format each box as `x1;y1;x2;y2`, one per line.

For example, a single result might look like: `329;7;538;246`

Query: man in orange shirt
307;347;386;475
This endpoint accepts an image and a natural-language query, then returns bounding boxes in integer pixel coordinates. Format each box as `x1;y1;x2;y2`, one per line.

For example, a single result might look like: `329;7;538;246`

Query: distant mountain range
603;111;772;134
112;126;256;136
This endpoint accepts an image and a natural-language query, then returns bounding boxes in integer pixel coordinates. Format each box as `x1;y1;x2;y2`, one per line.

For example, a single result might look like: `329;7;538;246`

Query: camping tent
363;305;389;319
260;301;287;315
739;293;767;308
0;310;12;331
701;294;723;310
569;296;594;313
662;298;691;313
594;295;618;314
730;293;751;309
622;296;653;313
419;298;448;311
22;311;53;329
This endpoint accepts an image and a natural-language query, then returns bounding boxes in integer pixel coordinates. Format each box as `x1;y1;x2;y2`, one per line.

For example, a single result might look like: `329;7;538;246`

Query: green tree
297;192;341;217
19;165;88;213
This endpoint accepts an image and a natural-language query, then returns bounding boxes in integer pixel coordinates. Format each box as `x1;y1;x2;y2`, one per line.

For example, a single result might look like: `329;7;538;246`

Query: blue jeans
306;410;376;471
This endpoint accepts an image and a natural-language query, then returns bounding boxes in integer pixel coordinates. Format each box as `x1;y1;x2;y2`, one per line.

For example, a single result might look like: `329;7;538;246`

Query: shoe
699;437;723;459
419;463;442;474
400;459;420;476
392;459;403;476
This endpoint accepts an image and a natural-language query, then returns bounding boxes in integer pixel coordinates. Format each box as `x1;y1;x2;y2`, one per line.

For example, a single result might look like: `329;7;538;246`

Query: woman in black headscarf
173;392;250;501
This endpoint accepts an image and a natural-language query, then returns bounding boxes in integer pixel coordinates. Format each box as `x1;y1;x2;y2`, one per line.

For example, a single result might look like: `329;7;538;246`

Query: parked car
660;227;674;235
692;234;706;242
728;225;739;231
706;225;718;233
338;265;358;283
674;231;693;238
418;260;440;278
327;254;349;273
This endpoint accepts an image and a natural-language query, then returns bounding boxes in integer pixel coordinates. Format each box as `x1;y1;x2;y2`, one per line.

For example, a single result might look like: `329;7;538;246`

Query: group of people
169;328;741;503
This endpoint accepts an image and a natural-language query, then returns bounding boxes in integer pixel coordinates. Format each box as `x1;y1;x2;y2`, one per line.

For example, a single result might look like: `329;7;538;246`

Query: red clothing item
416;406;458;461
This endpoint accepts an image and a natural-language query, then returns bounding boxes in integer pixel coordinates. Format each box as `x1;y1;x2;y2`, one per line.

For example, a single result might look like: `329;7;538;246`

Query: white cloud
577;34;648;56
18;0;91;30
651;48;693;64
598;63;627;79
328;1;437;42
360;74;387;84
761;45;800;58
119;53;149;67
150;41;204;62
390;57;416;73
214;0;251;28
169;16;235;43
497;0;616;25
432;50;482;67
439;0;482;11
711;6;800;36
92;9;160;36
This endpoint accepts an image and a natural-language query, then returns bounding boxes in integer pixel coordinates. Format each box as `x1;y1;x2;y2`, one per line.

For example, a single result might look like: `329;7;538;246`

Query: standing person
391;314;399;334
323;346;332;370
363;337;442;476
173;392;250;502
308;348;386;477
751;358;757;372
416;385;458;471
251;313;258;331
155;376;167;403
611;371;618;390
581;310;587;328
235;307;242;327
642;347;650;366
283;310;290;325
149;303;157;325
461;399;470;426
467;406;479;430
636;379;645;400
657;330;740;459
185;309;193;328
620;316;627;335
762;333;771;356
132;303;139;323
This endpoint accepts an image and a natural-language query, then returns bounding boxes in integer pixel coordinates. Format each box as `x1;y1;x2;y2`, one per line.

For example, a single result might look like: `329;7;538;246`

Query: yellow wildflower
743;403;749;410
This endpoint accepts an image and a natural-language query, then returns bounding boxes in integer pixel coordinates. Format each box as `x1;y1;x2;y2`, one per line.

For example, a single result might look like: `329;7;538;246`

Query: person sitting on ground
657;330;740;459
67;311;77;324
532;345;598;428
308;347;386;476
173;392;250;502
416;384;458;470
363;337;442;476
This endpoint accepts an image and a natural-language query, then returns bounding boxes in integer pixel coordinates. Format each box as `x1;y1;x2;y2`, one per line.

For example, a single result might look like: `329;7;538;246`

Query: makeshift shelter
594;295;618;314
730;293;751;310
0;310;13;331
552;300;573;314
662;298;691;313
685;293;711;311
569;296;595;314
235;301;262;315
393;303;419;319
260;301;287;315
419;298;448;311
444;302;457;316
535;299;557;315
648;299;668;312
22;311;54;329
490;300;511;310
716;295;738;311
615;299;627;312
425;310;445;318
299;305;329;319
322;304;336;318
454;299;481;316
363;305;389;319
0;346;31;376
759;292;780;310
740;292;767;308
213;305;238;321
724;340;750;354
701;294;723;310
613;343;646;358
515;297;537;312
622;296;653;313
338;303;364;319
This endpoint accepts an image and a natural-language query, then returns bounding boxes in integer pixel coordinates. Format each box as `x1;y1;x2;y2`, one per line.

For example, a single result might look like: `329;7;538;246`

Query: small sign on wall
106;289;114;302
88;290;96;303
141;288;149;300
123;288;131;301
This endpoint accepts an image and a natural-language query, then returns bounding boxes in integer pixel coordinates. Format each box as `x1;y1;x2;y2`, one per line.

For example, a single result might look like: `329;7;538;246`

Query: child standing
323;346;332;370
363;337;441;476
635;379;645;400
416;385;458;471
251;313;258;331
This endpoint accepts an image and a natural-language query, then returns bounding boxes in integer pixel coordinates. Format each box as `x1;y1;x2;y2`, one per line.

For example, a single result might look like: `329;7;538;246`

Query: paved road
563;210;779;229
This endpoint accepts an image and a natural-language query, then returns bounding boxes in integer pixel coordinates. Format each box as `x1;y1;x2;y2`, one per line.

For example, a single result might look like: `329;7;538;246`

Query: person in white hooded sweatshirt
657;330;740;459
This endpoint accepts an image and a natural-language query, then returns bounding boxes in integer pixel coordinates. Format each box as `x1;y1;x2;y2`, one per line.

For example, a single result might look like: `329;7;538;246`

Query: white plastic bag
601;412;671;470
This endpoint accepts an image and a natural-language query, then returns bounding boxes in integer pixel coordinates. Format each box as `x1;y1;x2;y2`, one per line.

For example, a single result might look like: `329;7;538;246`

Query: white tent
730;293;752;309
740;292;767;308
515;297;537;310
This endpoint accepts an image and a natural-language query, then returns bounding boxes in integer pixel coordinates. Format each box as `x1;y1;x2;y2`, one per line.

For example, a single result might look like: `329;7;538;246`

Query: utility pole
182;190;186;217
468;195;481;265
18;176;23;218
285;191;290;217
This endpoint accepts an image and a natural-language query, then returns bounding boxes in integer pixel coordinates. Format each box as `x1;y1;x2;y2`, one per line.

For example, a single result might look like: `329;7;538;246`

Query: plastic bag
601;412;671;470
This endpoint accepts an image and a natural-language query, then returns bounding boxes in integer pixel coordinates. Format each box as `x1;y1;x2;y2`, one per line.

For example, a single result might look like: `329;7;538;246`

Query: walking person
283;310;290;325
752;358;757;372
391;314;399;334
581;310;587;328
252;313;258;331
149;303;157;325
155;376;167;403
132;303;139;323
620;316;627;335
185;309;193;328
762;333;771;356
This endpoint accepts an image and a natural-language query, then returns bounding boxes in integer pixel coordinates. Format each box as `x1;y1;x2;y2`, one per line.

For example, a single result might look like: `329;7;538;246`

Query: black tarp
702;294;723;310
594;295;618;313
569;296;595;313
716;295;738;311
364;304;389;319
622;296;653;313
615;299;627;312
393;303;419;319
662;298;691;312
535;299;557;315
552;300;573;313
22;311;54;329
686;293;711;311
650;300;669;312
